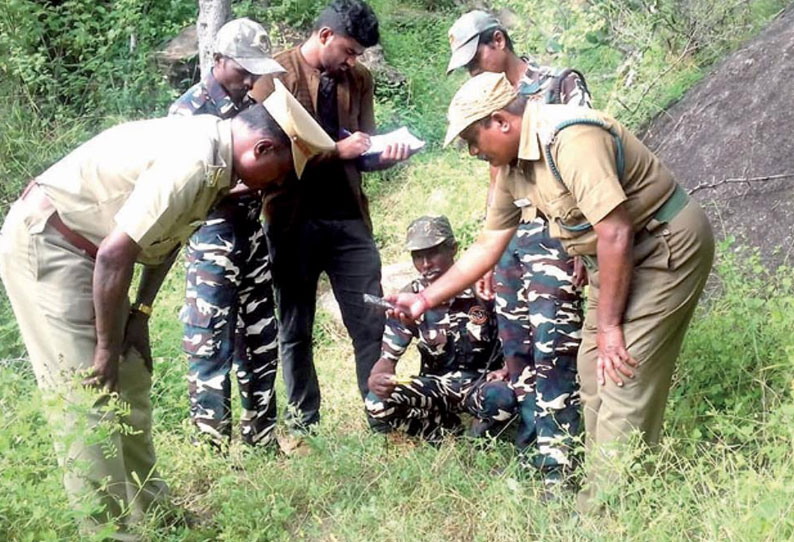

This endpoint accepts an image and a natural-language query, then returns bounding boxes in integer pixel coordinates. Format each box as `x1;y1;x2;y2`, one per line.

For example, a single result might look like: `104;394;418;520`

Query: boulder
317;260;416;325
156;25;200;88
642;7;794;267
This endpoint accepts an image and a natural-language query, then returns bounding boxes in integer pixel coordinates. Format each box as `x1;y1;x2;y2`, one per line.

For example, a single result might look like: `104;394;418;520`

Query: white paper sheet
363;127;425;156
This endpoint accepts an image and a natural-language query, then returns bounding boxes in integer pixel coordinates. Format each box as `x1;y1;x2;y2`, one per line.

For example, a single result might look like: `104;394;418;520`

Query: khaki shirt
485;104;676;256
36;115;233;265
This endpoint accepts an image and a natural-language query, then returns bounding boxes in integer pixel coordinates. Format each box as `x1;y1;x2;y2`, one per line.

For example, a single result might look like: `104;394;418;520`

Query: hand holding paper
362;127;426;156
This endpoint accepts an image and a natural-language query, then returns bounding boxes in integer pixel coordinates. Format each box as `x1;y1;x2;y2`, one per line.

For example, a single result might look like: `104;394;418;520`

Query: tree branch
688;173;794;195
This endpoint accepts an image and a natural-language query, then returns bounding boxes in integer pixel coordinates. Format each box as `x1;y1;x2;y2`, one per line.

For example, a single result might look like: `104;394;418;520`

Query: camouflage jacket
168;71;254;119
520;57;592;107
381;279;501;376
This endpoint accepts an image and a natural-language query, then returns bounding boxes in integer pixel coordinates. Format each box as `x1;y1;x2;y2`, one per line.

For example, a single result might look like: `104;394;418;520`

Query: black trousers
266;218;385;428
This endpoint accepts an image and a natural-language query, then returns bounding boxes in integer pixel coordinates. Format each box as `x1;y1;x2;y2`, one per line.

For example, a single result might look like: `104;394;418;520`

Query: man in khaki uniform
0;85;333;540
388;72;714;509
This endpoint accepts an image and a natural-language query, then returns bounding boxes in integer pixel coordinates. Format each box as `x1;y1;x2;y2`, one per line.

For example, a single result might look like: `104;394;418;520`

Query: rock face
642;7;794;267
156;25;200;88
360;44;407;88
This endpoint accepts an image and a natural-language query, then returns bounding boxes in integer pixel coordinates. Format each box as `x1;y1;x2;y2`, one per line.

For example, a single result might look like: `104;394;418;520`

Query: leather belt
652;183;689;224
20;181;99;259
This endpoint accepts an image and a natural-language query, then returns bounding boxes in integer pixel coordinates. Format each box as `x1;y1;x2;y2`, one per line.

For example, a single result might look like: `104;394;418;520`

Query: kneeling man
366;215;516;440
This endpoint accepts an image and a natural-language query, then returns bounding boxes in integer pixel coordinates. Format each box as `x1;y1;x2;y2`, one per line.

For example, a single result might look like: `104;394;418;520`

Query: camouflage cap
214;18;285;76
263;79;336;178
446;10;501;74
405;215;455;251
444;71;517;147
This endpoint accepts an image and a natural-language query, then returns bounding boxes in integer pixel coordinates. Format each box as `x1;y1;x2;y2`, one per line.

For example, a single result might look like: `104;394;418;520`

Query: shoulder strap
546;68;590;104
543;118;625;232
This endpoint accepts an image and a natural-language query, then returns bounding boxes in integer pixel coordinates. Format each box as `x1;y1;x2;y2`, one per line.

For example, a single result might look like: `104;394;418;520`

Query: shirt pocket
546;192;590;238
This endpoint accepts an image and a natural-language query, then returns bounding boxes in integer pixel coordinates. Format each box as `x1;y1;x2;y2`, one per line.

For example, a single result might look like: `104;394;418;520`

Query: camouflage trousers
493;217;583;471
364;370;517;440
180;195;278;447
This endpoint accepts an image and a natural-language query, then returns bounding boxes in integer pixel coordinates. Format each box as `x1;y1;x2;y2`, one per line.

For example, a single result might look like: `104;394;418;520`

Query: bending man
0;88;332;539
389;72;714;510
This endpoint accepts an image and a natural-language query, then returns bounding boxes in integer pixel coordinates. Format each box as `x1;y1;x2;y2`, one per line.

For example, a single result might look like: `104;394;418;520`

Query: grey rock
642;7;794;267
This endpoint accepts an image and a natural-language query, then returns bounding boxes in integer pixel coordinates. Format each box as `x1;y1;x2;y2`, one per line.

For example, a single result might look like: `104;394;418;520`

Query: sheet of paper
363;127;425;156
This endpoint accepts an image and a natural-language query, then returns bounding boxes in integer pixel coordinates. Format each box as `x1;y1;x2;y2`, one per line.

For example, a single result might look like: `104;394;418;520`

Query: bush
0;0;195;118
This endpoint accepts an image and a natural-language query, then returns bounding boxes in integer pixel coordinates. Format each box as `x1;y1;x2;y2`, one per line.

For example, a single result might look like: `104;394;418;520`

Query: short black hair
237;104;290;147
478;26;513;52
313;0;380;48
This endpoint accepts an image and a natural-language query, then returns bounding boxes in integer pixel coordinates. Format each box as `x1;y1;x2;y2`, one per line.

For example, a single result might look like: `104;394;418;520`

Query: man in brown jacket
252;0;412;433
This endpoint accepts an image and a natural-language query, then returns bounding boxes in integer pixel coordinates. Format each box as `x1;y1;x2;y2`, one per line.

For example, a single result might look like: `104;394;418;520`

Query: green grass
2;251;793;541
1;0;794;540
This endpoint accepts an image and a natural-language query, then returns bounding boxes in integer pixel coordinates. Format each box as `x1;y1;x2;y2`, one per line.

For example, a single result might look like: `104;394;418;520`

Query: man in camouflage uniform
169;18;286;449
447;11;591;482
365;216;516;440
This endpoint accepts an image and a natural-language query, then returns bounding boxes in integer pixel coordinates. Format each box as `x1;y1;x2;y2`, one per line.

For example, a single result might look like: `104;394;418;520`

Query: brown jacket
251;46;377;230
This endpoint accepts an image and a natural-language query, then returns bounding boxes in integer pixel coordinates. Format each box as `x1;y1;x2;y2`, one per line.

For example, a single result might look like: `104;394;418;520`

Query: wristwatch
131;302;153;317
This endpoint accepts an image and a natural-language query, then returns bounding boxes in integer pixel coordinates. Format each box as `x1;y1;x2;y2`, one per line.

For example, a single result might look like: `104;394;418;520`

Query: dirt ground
642;7;794;268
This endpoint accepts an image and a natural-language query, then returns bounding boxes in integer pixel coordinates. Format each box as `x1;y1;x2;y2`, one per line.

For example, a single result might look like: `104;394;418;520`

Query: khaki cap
263;79;336;178
444;71;517;147
215;18;285;76
446;10;501;74
406;215;455;251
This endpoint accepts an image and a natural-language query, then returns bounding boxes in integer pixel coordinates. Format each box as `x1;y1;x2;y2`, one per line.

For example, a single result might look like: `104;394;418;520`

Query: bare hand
596;324;638;387
385;292;428;325
368;358;397;400
83;345;119;390
572;256;588;289
336;132;371;160
378;143;411;167
122;311;153;374
369;373;398;400
486;366;509;382
476;268;496;300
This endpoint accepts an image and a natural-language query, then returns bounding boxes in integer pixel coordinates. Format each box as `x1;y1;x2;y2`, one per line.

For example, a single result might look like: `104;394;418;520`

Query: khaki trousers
0;199;168;540
576;200;714;511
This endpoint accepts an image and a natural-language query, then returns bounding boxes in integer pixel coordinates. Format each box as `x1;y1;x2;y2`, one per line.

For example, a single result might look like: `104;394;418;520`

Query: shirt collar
517;102;541;162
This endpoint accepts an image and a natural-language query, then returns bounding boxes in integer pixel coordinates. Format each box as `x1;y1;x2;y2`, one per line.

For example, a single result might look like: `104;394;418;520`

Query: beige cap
444;71;517;147
446;10;501;74
215;18;285;76
263;79;336;178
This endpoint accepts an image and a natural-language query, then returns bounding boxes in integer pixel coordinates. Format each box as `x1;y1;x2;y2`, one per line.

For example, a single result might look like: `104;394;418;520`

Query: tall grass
1;0;793;540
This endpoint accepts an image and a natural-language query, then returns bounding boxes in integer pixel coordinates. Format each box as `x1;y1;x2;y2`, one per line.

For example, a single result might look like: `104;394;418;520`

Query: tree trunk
197;0;232;79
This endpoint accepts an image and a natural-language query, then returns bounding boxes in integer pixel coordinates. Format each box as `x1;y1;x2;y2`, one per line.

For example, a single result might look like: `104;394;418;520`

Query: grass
1;0;794;540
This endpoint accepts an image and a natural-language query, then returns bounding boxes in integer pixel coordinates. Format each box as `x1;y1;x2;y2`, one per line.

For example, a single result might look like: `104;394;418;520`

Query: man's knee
478;381;518;421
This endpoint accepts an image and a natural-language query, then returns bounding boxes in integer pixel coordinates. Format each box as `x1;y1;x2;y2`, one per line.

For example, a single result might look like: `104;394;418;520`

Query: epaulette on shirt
534;104;607;147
